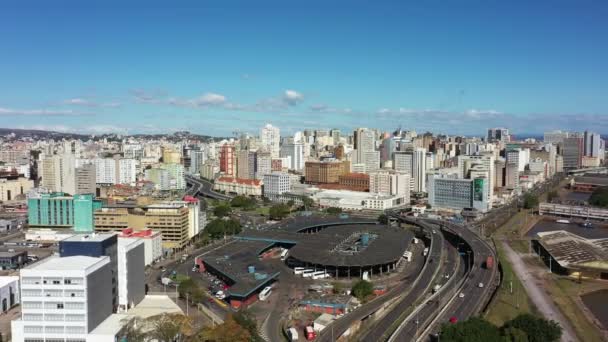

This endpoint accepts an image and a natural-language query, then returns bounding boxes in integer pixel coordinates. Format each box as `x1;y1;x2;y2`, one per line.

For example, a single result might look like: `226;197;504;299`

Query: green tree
233;309;265;342
503;314;562;342
146;314;193;342
213;203;232;218
326;207;343;214
351;280;374;301
205;219;227;239
332;281;344;295
522;193;539;209
287;199;295;207
194;315;250;342
439;317;502;342
120;317;147;342
230;196;256;210
300;196;314;209
502;326;529;342
269;204;291;220
589;186;608;207
378;213;388;224
224;218;242;235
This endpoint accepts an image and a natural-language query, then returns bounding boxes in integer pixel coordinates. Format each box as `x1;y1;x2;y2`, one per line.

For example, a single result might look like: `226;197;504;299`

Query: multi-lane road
185;175;233;201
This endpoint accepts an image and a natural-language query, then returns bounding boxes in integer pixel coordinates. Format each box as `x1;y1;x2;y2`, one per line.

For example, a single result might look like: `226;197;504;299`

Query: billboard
473;178;485;202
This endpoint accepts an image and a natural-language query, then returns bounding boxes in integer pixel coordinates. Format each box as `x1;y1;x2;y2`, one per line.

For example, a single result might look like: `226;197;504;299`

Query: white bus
259;286;272;301
312;271;330;280
302;269;316;278
280;249;289;260
293;267;306;275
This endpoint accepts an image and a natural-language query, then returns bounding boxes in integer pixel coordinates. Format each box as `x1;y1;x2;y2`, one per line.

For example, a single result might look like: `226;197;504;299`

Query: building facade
28;193;102;232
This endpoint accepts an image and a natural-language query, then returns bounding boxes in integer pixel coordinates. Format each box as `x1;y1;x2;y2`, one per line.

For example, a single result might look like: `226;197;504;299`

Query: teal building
28;193;102;232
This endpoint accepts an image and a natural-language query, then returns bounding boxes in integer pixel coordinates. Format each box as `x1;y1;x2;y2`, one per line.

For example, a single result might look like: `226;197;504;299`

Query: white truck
412;237;419;244
432;284;441;293
423;247;429;257
402;251;413;262
288;327;299;341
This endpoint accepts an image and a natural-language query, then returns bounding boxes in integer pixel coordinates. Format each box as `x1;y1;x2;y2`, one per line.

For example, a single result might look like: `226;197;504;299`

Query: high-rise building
41;153;76;194
162;147;181;164
280;141;304;171
562;137;583;169
189;149;206;174
304;160;350;184
160;163;185;190
428;174;489;212
369;171;410;197
11;255;113;342
486;128;510;143
75;164;96;195
263;172;291;197
256;152;272;180
144;167;171;191
393;151;413;175
116;238;145;312
544;130;570;144
354;128;376;172
380;137;396;163
584;131;604;158
28;193;102;232
237;150;255;179
260;124;281;158
219;144;236;176
413;148;427;193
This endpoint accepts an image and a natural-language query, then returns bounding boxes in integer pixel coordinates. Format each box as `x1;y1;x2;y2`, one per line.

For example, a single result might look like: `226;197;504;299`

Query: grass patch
255;206;270;216
485;243;537;326
545;276;605;342
508;239;531;255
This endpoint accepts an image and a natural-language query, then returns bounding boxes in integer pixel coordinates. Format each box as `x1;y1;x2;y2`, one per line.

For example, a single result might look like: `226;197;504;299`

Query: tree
287;199;295;207
351;280;374;301
194;315;251;342
502;326;529;342
326;207;343;214
589;186;608;207
378;213;388;224
522;193;539;209
439;317;502;342
230;196;256;210
269;204;290;220
146;314;193;342
503;314;562;342
300;196;314;209
213;203;232;218
233;309;265;342
332;281;344;295
205;218;242;239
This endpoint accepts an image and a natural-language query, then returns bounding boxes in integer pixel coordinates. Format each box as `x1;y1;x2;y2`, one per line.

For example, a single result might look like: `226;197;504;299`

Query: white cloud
193;93;227;106
62;98;121;108
283;90;304;105
0;107;87;116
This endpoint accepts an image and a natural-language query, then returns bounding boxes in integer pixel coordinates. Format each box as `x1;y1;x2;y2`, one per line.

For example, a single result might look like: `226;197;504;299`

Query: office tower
79;157;138;185
144;167;171;191
144;203;190;250
458;153;496;204
11;255;113;342
330;129;341;145
304;160;350;184
28;193;102;232
505;163;520;189
505;149;529;172
393;151;413;175
380;137;396;163
364;150;381;173
544;130;570;144
413;148;427;193
237;150;255;179
160;163;185;190
425;152;435;170
486;128;510;143
122;144;144;159
353;128;376;170
369;171;410;197
260;123;281;158
75;164;96;195
219;144;236;176
494;159;506;188
562;137;583;169
263;172;291;197
162;147;181;164
189;149;206;174
428;175;489;212
584;131;604;158
41;153;76;194
59;234;118;309
280;141;304;171
116;238;145;312
256;152;272;180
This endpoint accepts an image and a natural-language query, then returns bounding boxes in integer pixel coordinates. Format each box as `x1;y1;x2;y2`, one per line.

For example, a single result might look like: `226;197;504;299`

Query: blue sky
1;0;607;136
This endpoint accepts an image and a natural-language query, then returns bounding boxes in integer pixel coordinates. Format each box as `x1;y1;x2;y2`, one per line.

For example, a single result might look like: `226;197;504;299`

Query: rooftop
536;230;608;270
29;255;109;271
574;175;608;186
216;176;262;186
0;275;19;288
126;295;183;319
62;232;116;242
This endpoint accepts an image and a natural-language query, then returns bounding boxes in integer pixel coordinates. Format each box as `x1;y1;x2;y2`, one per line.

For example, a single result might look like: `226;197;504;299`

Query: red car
449;316;458;324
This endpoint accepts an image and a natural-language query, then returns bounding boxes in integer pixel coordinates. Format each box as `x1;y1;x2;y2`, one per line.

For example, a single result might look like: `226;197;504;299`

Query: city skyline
1;1;607;135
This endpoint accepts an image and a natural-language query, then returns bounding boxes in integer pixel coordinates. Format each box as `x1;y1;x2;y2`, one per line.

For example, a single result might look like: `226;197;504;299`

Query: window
52;280;61;284
57;303;64;309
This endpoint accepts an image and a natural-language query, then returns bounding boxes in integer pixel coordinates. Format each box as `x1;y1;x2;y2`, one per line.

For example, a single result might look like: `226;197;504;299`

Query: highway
418;219;498;341
316;218;443;342
185;175;233;201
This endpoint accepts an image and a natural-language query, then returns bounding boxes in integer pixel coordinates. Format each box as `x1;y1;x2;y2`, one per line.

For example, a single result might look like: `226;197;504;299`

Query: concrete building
75;164;97;195
263;172;291;197
28;193;102;232
219;144;236;176
280;141;305;171
256;152;272;180
161;147;181;164
412;148;427;193
11;255;113;342
41;153;76;194
77;157;138;185
505;148;529;172
562;137;584;169
160;163;185;190
260;124;281;158
314;189;408;211
0;250;28;270
305;160;350;184
584;131;604;158
144;167;170;191
0;175;33;201
118;229;162;266
487;128;510;143
237;150;255;179
116;238;145;312
369;171;410;197
544;130;570;144
505;163;520;189
338;173;370;192
214;177;263;196
0;276;19;313
59;234;118;310
428;174;489;213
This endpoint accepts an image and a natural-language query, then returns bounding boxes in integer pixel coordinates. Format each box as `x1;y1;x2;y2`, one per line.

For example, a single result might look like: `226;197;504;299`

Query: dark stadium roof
574;175;608;186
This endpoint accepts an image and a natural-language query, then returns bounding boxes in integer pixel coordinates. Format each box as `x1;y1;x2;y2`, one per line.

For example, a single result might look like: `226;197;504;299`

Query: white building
11;255;113;342
263;172;291;197
116;238;145;313
118;229;162;267
314;189;408;211
0;276;19;313
280;142;304;171
413;148;427;193
368;171;410;197
260;124;281;158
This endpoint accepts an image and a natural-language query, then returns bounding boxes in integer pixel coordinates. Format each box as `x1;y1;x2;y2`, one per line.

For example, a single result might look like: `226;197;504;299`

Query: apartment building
304;160;350;184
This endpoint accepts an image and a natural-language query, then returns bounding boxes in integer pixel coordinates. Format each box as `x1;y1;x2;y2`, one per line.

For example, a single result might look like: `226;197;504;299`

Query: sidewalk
501;241;578;342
